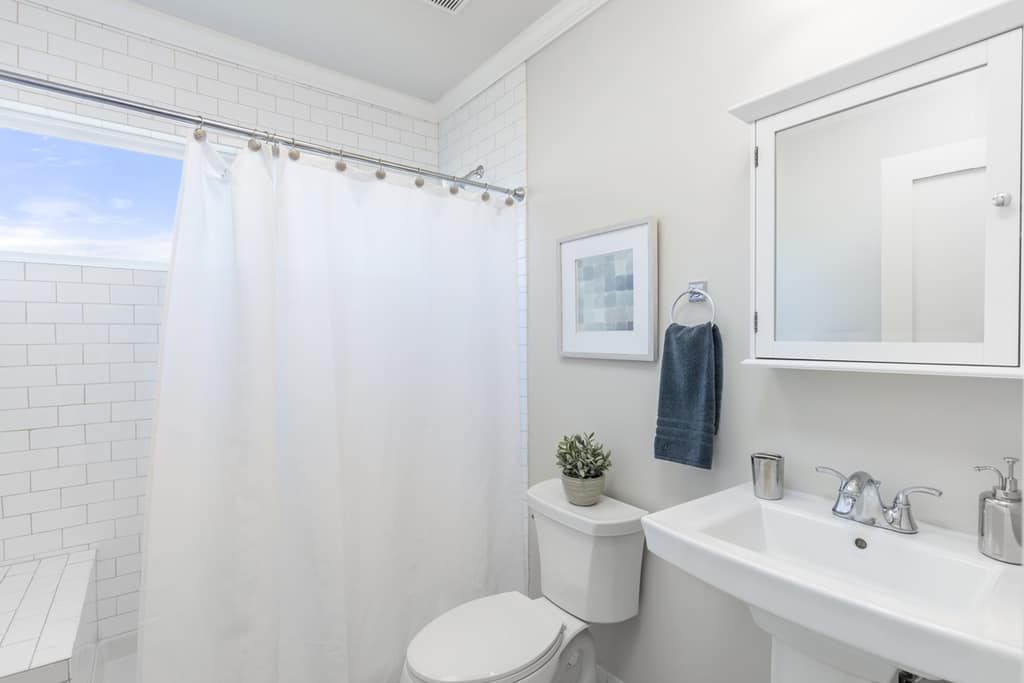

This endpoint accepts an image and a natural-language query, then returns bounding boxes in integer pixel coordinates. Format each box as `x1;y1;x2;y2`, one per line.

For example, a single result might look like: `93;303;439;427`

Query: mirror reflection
774;67;987;343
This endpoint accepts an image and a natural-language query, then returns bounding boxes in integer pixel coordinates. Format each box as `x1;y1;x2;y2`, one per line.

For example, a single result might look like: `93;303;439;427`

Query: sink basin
642;484;1022;683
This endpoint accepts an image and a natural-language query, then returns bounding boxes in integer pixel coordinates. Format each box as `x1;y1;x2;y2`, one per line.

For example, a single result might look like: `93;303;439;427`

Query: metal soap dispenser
973;457;1022;565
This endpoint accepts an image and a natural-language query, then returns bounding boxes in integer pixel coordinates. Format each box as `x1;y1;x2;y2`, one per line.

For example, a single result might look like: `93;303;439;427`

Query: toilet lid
406;592;565;683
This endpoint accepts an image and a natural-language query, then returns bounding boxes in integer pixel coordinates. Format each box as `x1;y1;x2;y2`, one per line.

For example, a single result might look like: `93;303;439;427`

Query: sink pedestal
751;608;903;683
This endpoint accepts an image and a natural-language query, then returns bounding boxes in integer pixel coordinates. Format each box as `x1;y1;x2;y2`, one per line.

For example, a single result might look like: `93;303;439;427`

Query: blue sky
0;127;182;263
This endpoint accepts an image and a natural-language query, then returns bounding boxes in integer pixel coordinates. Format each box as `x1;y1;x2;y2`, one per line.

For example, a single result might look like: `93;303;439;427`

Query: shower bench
0;550;97;683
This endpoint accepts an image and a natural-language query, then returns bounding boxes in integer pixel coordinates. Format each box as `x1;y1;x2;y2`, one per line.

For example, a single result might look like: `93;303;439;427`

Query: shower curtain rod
0;67;527;201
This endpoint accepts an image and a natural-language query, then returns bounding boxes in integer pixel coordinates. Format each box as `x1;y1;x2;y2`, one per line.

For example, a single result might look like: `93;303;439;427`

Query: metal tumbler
751;452;784;500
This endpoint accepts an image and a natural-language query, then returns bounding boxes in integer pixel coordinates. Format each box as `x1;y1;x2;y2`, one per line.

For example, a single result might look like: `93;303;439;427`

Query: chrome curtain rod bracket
0;67;527;202
462;165;484;180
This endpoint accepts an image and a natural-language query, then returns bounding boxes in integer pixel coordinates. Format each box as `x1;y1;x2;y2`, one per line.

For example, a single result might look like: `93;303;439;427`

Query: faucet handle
815;466;849;487
887;486;942;533
893;486;943;507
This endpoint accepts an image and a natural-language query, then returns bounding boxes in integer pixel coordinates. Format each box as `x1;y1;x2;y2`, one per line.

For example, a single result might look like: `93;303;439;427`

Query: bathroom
0;0;1019;681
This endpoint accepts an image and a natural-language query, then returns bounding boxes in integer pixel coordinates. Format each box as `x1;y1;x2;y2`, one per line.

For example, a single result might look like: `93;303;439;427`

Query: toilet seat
405;592;566;683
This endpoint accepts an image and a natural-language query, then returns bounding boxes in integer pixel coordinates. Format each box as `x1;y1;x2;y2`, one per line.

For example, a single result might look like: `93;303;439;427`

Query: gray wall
524;1;1021;681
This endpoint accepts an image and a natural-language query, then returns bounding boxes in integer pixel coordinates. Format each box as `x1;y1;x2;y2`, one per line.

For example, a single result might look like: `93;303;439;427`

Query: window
0;126;182;264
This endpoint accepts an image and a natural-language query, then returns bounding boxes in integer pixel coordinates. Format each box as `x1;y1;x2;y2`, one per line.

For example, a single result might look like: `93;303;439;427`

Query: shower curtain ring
335;148;347;173
414;168;425;188
247;127;261;152
193;117;206;142
288;137;300;161
375;159;387;180
505;191;515;207
481;184;490;202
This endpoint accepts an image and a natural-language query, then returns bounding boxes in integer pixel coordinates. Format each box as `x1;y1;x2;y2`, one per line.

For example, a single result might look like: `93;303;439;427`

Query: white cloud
4;196;170;263
18;198;90;222
0;225;170;263
16;196;132;227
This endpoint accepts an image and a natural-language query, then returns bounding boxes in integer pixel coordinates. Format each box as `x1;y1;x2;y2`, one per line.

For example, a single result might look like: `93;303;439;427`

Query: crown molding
31;0;438;121
436;0;611;117
27;0;613;122
729;0;1024;123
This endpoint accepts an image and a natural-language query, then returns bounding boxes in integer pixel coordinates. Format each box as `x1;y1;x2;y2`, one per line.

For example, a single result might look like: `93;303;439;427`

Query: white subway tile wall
440;66;526;190
0;259;161;644
439;64;528;582
0;1;440;170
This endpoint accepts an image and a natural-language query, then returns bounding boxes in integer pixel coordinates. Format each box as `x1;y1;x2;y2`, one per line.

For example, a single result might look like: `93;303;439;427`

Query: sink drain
854;538;868;549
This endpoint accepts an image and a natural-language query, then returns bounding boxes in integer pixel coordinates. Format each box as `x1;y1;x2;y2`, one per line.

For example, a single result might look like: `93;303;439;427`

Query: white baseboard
597;666;626;683
94;638;626;683
93;632;137;683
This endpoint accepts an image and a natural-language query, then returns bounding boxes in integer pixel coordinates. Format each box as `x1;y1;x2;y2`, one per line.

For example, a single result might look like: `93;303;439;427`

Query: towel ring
670;287;716;324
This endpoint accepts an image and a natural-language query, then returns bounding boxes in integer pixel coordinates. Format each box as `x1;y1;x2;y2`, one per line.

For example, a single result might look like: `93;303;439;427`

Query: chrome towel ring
670;285;716;325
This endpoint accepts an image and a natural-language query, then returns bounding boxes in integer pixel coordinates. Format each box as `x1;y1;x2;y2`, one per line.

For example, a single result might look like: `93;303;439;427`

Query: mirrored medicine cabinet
735;27;1023;377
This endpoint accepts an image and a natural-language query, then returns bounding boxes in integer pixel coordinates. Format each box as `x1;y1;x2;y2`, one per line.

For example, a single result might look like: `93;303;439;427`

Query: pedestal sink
641;484;1022;683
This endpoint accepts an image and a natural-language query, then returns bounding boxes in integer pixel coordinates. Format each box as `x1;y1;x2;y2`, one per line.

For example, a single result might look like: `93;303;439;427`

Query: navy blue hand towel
654;322;723;469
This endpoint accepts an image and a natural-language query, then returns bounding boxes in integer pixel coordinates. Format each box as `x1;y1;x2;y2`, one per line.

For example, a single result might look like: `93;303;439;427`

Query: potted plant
556;432;612;506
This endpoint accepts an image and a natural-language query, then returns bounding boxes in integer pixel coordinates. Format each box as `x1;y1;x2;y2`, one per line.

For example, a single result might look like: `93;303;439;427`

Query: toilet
401;479;648;683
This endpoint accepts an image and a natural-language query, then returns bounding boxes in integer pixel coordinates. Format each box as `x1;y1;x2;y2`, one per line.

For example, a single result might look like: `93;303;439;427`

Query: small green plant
556;432;612;479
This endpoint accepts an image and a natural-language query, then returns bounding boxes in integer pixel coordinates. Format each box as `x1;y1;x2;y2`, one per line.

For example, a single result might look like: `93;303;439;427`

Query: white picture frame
558;217;658;361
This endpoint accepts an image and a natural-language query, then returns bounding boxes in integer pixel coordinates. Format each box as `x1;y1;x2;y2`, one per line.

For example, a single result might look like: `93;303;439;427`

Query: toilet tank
527;479;648;623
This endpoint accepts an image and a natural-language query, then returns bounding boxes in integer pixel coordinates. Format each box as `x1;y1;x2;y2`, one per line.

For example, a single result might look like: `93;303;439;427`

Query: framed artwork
558;217;658;361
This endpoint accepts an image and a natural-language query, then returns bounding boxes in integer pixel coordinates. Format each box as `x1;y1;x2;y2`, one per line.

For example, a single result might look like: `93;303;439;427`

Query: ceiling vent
421;0;472;14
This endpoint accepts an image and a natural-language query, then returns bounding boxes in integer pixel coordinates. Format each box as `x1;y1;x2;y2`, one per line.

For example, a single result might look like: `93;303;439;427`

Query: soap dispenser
973;457;1022;565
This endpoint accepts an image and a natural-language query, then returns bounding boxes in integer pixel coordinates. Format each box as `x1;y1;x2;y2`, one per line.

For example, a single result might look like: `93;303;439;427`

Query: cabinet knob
992;192;1012;207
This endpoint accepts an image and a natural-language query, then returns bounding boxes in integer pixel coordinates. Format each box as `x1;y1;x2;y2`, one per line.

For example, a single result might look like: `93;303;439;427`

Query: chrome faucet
815;467;942;534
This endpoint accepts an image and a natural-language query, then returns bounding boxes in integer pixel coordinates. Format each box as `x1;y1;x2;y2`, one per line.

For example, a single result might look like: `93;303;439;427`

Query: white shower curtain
137;138;523;683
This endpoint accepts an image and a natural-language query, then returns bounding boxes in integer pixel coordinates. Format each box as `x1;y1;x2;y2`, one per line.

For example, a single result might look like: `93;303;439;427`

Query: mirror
774;67;988;344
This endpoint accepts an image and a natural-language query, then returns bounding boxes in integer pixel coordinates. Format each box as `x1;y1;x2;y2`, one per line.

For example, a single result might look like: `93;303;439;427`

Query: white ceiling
131;0;561;101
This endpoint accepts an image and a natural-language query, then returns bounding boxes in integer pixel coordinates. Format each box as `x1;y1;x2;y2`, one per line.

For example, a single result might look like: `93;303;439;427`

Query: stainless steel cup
751;452;784;500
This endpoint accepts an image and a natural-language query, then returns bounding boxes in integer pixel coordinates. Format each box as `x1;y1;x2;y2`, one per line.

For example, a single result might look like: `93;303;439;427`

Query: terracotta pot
561;474;606;506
